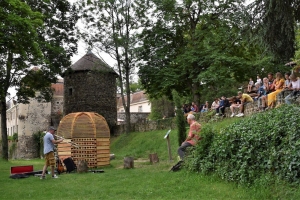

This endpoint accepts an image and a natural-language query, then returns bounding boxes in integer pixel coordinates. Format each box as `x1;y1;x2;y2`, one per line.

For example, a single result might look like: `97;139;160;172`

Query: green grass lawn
1;129;300;199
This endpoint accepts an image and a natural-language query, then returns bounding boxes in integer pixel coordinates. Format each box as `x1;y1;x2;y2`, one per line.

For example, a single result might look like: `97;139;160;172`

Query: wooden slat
97;146;110;150
58;143;72;147
97;150;110;154
97;157;109;161
97;161;110;166
96;141;110;146
96;154;109;158
58;152;72;156
96;138;110;142
57;147;72;152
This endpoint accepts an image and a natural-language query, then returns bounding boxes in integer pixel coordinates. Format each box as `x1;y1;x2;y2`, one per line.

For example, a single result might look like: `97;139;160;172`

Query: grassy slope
1;118;300;199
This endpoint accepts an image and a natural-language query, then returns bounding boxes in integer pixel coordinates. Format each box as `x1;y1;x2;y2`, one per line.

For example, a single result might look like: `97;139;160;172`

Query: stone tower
63;52;118;130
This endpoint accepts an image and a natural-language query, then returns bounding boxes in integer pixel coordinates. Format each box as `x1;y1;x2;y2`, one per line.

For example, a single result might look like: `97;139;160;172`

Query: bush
185;104;300;185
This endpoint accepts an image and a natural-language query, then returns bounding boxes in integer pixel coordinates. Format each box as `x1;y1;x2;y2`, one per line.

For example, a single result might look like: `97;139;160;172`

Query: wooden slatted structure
56;112;110;168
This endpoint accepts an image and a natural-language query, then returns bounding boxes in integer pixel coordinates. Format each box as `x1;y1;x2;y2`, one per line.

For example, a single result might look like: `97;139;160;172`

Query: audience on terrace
255;75;262;88
215;96;230;117
211;98;220;110
200;101;209;112
262;72;285;109
247;78;254;93
180;71;299;118
230;91;253;117
285;74;300;104
255;77;269;111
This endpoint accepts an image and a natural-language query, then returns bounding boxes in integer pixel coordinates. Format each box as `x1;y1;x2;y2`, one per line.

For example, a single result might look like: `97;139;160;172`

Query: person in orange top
177;114;201;160
262;72;285;109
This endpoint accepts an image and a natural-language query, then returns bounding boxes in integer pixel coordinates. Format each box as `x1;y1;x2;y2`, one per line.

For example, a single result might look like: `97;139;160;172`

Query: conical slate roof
70;51;117;75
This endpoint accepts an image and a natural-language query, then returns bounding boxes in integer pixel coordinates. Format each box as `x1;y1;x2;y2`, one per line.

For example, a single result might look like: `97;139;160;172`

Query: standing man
40;126;63;179
177;114;201;160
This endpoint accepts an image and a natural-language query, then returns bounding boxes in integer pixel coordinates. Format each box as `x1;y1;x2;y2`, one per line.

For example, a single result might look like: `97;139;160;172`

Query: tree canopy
1;0;78;160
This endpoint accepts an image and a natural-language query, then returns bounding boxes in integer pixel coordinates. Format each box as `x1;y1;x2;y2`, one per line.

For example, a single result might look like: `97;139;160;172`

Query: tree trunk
1;100;8;160
124;157;134;169
149;153;159;164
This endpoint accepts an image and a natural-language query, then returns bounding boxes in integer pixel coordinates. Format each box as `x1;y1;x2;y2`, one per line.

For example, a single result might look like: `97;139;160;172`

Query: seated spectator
267;72;276;93
277;72;291;104
263;72;285;109
247;78;254;93
211;98;220;110
192;102;199;112
230;91;253;117
215;96;230;117
200;101;209;112
285;74;300;104
255;77;268;111
255;75;262;88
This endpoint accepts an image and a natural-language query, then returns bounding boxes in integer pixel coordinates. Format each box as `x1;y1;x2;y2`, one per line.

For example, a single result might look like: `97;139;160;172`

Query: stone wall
16;135;38;159
114;118;177;135
64;71;117;129
117;112;150;124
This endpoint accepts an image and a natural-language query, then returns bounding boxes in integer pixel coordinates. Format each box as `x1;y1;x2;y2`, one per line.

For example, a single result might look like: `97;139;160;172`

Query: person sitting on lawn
230;91;253;117
192;102;199;112
177;114;201;160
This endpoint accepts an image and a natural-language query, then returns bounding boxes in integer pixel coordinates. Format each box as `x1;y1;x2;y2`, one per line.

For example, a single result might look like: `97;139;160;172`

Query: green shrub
185;104;300;185
33;131;45;158
172;90;186;146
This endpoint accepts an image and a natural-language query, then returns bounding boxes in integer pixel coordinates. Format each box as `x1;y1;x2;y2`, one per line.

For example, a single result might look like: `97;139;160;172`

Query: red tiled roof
51;80;64;96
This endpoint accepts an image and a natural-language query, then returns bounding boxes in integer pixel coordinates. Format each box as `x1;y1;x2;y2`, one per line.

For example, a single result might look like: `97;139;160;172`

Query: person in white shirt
284;74;300;104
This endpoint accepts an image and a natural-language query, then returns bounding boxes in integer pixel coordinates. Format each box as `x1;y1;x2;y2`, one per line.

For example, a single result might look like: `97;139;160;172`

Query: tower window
69;88;73;96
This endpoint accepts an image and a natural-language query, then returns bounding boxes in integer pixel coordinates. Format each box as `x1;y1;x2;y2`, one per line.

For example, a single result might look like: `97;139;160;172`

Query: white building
117;91;151;113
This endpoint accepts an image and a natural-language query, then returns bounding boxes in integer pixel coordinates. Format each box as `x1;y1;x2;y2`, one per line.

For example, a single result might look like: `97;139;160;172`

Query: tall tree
247;0;300;64
0;0;78;160
78;0;150;134
138;0;267;103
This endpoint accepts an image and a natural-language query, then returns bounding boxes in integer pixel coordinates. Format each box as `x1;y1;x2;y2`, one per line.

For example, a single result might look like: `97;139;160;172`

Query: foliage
172;90;186;146
148;96;174;120
185;104;300;185
246;0;300;64
78;0;150;134
12;133;18;142
0;0;78;160
32;131;45;158
138;0;277;104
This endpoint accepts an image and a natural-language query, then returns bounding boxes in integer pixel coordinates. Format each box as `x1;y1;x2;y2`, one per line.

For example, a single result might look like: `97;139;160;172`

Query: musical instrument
54;134;80;148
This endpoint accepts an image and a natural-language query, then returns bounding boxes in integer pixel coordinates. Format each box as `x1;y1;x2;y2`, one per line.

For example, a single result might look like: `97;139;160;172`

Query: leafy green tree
247;0;300;64
172;90;186;146
138;0;273;103
148;96;174;120
78;0;150;134
0;0;78;160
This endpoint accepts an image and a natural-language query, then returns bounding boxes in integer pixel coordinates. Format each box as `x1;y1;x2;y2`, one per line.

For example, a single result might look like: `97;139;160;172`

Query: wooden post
124;157;134;169
149;153;159;164
164;130;173;161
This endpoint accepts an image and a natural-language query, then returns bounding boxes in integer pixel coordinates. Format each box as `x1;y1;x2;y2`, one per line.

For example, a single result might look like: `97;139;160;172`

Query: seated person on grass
230;91;253;117
177;114;201;160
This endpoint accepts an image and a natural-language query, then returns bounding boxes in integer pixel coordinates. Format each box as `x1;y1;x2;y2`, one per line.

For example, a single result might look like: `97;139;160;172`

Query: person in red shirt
192;102;199;112
177;114;201;160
